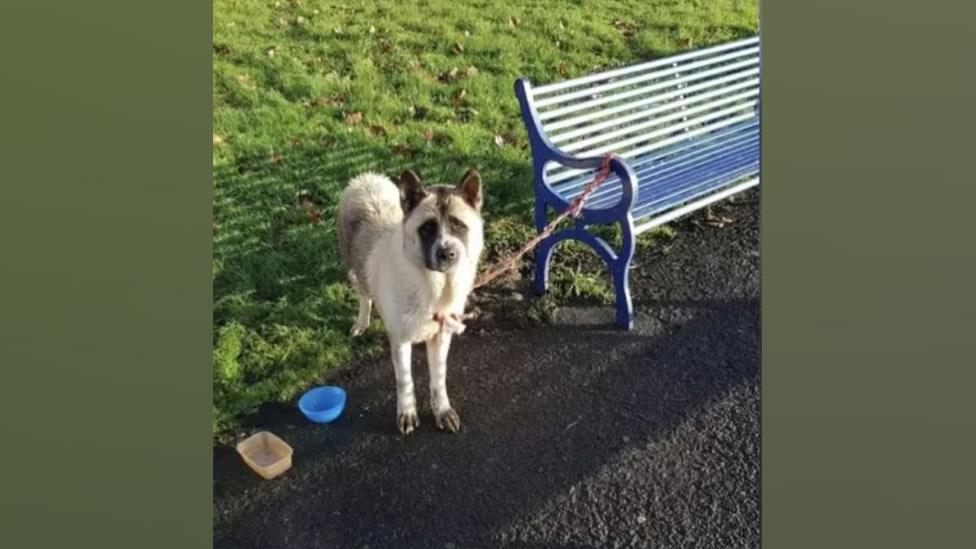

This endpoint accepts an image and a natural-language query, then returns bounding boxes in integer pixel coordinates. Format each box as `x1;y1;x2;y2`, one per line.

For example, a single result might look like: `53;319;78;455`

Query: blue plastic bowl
298;386;346;423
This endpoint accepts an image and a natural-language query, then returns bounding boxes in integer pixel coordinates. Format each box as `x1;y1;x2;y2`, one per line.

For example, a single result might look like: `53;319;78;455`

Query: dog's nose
436;246;458;263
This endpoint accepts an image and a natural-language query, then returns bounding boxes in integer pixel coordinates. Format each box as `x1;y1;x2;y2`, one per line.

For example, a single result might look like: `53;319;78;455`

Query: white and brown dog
337;169;484;434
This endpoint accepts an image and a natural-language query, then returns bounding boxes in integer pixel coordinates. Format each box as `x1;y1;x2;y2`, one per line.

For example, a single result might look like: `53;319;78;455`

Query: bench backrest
521;37;760;188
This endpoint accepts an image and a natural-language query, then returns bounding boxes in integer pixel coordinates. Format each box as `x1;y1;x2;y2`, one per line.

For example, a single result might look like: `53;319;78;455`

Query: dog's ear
398;170;427;214
456;168;482;212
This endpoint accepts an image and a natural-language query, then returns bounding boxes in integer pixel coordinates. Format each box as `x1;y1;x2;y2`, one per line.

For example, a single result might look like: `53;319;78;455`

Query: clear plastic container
235;431;293;480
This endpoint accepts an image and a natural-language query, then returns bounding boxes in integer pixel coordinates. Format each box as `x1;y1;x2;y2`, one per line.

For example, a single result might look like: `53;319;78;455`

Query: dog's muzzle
426;244;460;272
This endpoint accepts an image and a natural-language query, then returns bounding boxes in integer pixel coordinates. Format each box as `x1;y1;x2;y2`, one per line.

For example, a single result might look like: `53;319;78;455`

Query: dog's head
397;168;484;273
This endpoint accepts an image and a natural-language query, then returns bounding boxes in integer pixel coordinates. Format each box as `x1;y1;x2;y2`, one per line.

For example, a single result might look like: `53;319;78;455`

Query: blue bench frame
515;37;761;329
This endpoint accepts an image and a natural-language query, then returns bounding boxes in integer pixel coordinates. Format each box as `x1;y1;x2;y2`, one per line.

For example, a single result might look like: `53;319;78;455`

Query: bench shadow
213;297;759;548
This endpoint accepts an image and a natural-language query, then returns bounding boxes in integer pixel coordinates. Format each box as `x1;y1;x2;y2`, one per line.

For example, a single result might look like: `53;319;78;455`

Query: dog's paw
350;321;369;337
435;408;461;433
397;411;420;435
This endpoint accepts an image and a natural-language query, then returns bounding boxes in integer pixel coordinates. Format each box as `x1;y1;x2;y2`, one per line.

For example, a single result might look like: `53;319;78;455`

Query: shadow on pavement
214;297;758;548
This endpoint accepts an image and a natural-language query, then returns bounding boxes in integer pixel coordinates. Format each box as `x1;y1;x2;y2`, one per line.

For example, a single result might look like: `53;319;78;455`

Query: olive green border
0;2;211;548
762;1;976;546
2;1;975;548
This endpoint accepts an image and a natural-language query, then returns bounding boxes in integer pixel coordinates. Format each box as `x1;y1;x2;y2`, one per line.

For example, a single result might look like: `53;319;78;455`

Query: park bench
515;36;760;329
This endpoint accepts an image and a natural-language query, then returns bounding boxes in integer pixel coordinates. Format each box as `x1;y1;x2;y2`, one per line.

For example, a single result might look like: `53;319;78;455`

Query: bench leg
532;209;636;329
533;198;552;294
612;217;636;330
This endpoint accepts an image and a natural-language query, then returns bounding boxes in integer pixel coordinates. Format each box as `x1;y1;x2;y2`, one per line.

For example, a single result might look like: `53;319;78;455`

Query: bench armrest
515;78;637;225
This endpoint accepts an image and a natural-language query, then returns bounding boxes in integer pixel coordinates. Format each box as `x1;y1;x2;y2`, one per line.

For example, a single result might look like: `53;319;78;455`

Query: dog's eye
448;216;466;233
418;220;438;236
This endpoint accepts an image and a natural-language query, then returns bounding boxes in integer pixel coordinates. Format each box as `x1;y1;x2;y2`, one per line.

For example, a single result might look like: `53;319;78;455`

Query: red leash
433;154;617;334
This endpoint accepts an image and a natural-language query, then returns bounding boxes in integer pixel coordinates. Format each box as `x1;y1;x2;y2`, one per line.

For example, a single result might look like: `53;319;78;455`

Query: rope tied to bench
432;154;617;338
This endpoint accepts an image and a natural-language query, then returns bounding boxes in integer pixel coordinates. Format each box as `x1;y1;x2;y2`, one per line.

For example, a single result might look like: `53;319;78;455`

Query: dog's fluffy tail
337;173;402;284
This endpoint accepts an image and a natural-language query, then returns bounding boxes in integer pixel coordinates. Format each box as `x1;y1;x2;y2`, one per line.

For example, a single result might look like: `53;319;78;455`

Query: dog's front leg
426;334;461;433
391;338;419;434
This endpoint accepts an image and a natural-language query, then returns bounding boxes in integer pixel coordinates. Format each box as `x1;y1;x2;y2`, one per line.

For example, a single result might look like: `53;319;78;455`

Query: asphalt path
214;190;760;548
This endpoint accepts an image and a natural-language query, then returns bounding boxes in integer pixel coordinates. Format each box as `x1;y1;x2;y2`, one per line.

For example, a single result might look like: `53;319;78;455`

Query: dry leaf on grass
452;42;464;54
298;190;322;224
344;111;364;125
452;88;467;105
421;129;435;142
677;37;693;49
213;134;224;146
439;67;461;82
493;134;505;147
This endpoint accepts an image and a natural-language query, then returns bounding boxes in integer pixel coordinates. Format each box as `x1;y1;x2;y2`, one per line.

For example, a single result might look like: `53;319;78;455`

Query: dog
337;168;484;434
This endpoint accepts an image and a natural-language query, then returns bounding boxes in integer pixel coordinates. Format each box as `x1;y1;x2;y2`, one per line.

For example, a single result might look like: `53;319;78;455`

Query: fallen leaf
411;105;429;120
266;47;276;57
677;37;693;49
612;19;636;37
494;134;505;147
213;134;224;146
296;16;306;25
236;73;255;89
457;107;479;122
369;25;376;34
439;67;461;82
298;190;321;224
452;42;464;54
464;65;479;78
452;88;467;104
310;94;345;108
421;129;435;142
509;16;521;28
344;111;364;125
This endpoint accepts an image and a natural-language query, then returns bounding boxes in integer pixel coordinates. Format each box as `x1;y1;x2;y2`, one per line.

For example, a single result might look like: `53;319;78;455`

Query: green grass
212;0;758;441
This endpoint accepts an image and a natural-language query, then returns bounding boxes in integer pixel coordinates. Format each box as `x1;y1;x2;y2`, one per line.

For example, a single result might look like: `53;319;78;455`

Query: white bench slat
544;111;758;185
536;55;758;122
556;122;758;198
555;87;759;151
532;45;759;108
545;71;760;135
531;36;759;96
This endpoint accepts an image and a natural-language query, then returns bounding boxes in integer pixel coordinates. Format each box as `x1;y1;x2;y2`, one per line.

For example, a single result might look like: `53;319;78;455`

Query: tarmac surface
214;191;760;548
